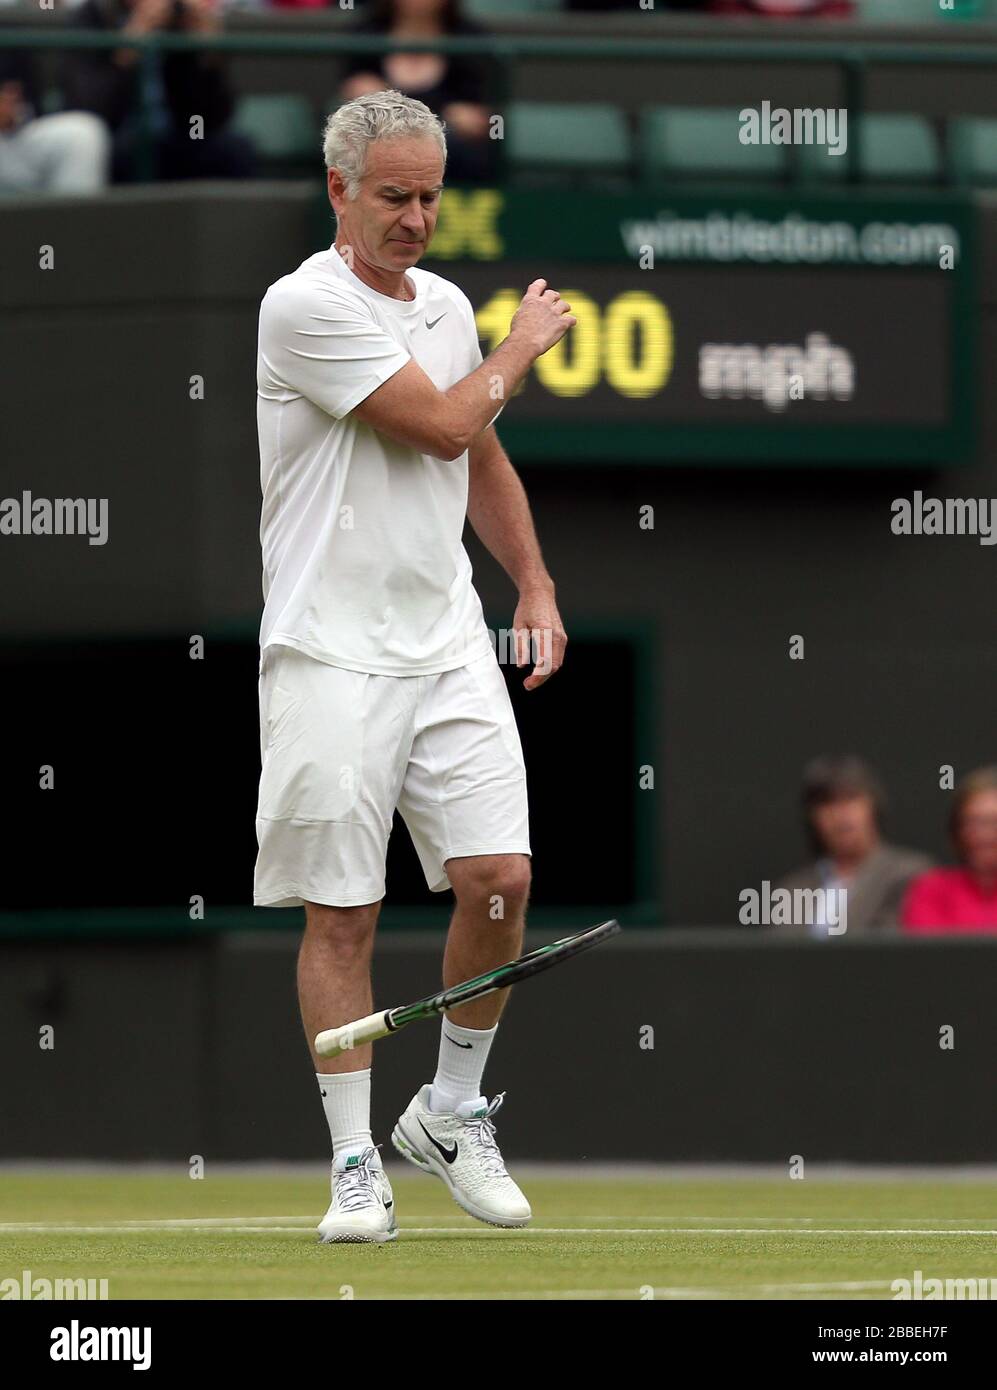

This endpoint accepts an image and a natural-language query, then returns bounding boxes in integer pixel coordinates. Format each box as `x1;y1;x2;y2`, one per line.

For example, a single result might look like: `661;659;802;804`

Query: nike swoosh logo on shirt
419;1120;458;1164
425;313;447;330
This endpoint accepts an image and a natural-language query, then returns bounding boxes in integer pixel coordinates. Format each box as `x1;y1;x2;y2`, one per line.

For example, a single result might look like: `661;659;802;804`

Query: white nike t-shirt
257;242;496;676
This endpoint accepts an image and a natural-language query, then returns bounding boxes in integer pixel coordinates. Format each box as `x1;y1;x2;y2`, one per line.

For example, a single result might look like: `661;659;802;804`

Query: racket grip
315;1010;392;1058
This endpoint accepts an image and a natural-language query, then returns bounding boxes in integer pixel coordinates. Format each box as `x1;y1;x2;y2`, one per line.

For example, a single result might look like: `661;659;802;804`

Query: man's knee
304;900;380;954
449;854;532;912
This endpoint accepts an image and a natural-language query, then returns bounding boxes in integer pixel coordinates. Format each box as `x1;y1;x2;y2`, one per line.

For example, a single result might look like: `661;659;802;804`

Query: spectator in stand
0;51;109;194
337;0;497;185
61;0;256;182
775;755;931;934
902;767;997;933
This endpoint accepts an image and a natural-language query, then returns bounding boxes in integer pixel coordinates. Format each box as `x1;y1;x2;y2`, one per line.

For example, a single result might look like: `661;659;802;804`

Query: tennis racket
314;918;621;1059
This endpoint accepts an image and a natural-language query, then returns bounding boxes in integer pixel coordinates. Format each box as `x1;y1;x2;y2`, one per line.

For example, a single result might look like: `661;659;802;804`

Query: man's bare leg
390;853;534;1227
420;853;531;1113
303;899;398;1242
442;853;531;1028
299;900;381;1072
301;901;381;1165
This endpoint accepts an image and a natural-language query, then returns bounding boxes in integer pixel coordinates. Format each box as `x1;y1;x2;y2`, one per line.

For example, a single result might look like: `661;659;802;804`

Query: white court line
461;1227;997;1237
402;1226;991;1237
0;1216;316;1231
574;1214;996;1223
2;1216;317;1228
500;1215;997;1227
1;1221;995;1237
0;1225;313;1235
7;1213;986;1229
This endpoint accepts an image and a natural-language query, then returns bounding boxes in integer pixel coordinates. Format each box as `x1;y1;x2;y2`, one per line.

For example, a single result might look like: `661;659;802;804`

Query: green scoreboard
423;187;977;465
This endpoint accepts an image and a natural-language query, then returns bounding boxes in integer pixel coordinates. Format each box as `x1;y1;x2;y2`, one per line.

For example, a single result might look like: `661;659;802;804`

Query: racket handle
315;1010;392;1058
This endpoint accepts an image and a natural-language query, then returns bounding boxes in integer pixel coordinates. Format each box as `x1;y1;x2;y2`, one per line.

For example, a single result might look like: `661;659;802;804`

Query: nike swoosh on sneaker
418;1120;458;1164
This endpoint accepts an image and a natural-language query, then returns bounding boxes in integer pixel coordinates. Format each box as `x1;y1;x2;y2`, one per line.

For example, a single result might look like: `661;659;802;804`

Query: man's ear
327;169;345;210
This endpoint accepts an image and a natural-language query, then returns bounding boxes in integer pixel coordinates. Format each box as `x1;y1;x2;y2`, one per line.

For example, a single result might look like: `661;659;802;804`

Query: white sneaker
318;1145;397;1244
392;1086;531;1228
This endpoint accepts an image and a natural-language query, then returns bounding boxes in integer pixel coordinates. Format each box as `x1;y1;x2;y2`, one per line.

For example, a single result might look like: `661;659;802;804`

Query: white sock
428;1020;497;1113
316;1070;373;1162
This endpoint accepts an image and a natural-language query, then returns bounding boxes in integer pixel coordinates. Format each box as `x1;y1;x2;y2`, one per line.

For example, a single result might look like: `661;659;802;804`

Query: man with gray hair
255;91;575;1242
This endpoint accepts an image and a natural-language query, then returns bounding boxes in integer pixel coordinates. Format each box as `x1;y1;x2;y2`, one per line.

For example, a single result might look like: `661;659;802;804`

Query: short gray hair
322;90;447;198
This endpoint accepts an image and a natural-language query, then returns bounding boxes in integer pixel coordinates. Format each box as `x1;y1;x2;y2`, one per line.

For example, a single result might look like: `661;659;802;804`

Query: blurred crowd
774;756;997;935
1;0;858;195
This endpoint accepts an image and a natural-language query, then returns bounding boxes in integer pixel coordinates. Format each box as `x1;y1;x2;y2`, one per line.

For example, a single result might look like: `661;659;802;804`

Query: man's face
328;137;444;274
810;794;878;860
957;789;997;879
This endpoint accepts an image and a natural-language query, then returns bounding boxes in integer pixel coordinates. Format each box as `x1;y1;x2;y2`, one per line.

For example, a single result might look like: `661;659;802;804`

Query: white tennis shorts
254;644;531;908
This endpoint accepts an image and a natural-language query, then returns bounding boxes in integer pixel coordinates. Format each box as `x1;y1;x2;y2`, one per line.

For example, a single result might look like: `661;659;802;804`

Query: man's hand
509;279;576;359
512;586;567;691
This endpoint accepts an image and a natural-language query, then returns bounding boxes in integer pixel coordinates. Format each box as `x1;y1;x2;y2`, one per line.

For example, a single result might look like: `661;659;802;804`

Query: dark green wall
1;933;993;1162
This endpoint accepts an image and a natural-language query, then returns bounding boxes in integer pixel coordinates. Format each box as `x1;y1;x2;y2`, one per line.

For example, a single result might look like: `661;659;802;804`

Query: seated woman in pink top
902;767;997;933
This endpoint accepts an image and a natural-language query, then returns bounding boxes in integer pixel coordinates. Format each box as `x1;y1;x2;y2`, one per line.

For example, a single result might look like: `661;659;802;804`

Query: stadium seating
950;117;997;186
464;0;564;14
226;93;976;189
639;108;943;185
502;99;997;188
232;93;318;174
860;0;991;17
797;114;941;183
506;100;632;180
640;106;787;183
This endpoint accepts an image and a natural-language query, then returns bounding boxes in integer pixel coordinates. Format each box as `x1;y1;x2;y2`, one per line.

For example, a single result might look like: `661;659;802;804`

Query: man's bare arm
467;427;567;690
352;279;574;461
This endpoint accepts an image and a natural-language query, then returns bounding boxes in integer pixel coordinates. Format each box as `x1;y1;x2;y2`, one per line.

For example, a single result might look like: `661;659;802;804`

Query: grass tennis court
2;1169;994;1301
